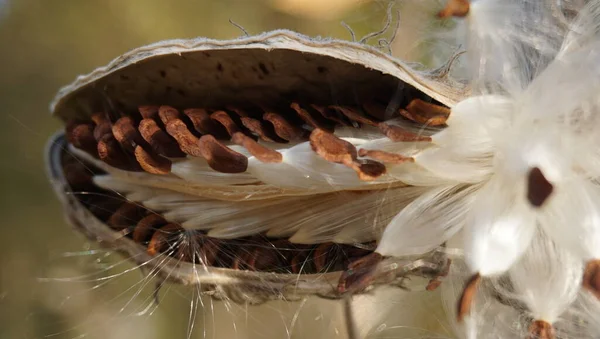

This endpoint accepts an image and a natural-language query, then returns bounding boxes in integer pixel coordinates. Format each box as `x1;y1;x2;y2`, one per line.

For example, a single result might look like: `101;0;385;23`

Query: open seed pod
46;30;465;303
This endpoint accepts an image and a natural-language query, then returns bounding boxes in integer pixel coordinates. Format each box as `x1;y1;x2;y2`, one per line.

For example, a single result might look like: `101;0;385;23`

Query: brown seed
350;160;387;181
138;118;185;158
426;259;452;291
93;120;113;142
438;0;470;18
63;162;95;191
97;134;141;171
290;102;335;132
362;102;392;121
147;223;185;256
309;128;357;165
329;105;378;126
158;105;181;124
239;116;284;142
313;243;340;272
338;252;383;294
197;135;248;173
107;202;146;230
90;112;109;126
457;273;481;322
138;106;159;119
583;259;600;300
527;167;553;208
112;116;144;153
311;104;352;126
193;234;221;266
133;214;168;244
378;122;432;142
134;145;172;174
210;110;242;137
402;99;450;126
358;149;414;164
183;108;228;139
310;129;386;181
164;118;204;157
263;112;305;141
231;132;283;163
66;123;98;156
528;320;555;339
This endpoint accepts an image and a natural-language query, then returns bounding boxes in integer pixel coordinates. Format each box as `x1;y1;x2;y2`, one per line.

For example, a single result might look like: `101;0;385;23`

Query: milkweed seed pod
45;29;466;304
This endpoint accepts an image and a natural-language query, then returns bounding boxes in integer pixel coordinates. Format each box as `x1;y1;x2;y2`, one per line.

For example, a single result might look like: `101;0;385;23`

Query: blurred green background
0;1;451;338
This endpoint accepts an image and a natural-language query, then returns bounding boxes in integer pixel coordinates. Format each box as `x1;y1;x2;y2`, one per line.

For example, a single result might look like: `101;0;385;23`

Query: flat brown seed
426;258;452;291
352;160;387;181
138;106;159;119
158;105;181;124
138;118;185;158
309;128;357;165
231;132;283;163
403;99;450;126
93;121;113;142
313;243;339;273
528;320;555;339
240;116;283;142
67;123;98;155
107;202;146;230
263;112;305;141
134;145;172;174
329;105;378;126
133;214;168;244
457;273;481;322
438;0;470;18
197;135;248;173
311;104;352;126
97;134;141;171
358;149;414;164
194;234;220;266
90;112;109;125
378;122;432;142
583;259;600;300
362;102;393;121
147;223;185;257
527;167;554;208
112;116;143;152
183;108;229;138
338;252;383;294
210;110;241;136
164;119;204;157
290;102;334;132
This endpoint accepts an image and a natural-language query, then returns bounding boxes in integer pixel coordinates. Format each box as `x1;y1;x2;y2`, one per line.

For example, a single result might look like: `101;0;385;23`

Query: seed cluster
65;99;449;179
62;151;376;274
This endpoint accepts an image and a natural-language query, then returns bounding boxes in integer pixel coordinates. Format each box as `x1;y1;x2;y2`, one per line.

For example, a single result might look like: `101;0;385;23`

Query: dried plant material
456;273;480;321
402;99;451;126
438;0;470;18
337;252;383;294
46;30;456;303
231;132;283;163
138;118;185;157
378;122;432;142
358;148;414;164
134;145;172;174
583;259;600;299
528;320;555;339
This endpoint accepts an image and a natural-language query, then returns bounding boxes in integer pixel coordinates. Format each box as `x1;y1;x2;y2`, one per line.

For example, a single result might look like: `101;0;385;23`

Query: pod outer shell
50;30;467;121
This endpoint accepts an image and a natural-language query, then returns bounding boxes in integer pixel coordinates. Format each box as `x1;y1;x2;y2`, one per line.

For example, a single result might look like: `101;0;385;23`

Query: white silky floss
376;0;600;337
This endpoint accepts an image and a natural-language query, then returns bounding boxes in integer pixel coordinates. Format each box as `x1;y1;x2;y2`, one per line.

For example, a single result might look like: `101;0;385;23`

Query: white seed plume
375;0;600;335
